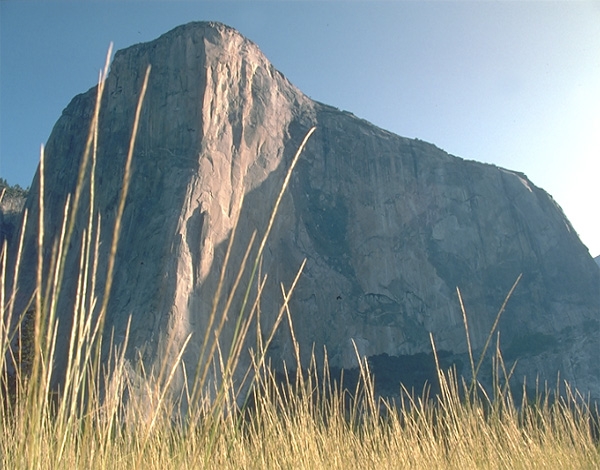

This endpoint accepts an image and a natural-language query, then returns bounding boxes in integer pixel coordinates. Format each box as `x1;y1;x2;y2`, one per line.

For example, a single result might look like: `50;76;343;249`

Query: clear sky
1;1;599;256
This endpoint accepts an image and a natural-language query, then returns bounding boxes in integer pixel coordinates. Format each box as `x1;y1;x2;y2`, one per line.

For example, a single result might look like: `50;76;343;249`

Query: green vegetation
505;332;559;360
1;55;598;469
0;178;28;200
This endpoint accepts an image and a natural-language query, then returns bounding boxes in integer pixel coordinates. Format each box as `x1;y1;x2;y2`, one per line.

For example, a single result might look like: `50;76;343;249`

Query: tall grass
1;52;598;469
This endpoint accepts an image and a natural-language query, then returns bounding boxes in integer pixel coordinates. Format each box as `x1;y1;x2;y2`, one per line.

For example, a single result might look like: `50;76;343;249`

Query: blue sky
1;1;599;256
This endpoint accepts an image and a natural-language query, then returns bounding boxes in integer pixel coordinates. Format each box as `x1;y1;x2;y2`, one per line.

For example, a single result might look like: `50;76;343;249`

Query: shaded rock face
8;22;600;402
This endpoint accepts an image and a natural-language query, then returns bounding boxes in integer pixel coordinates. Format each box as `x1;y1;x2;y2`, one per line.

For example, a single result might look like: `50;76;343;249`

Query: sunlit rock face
10;22;600;402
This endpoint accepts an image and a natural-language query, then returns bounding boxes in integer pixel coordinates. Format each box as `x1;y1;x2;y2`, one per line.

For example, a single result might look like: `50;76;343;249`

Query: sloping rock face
8;22;600;402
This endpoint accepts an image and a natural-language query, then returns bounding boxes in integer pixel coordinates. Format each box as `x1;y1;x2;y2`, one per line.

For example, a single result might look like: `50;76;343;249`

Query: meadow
1;55;598;470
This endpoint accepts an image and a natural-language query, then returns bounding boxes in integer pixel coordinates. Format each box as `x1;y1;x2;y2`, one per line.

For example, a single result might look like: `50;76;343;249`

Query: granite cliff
6;22;600;403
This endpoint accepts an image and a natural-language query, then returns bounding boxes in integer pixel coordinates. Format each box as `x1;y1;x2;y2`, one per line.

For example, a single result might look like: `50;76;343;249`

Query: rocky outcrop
7;22;600;403
0;182;27;249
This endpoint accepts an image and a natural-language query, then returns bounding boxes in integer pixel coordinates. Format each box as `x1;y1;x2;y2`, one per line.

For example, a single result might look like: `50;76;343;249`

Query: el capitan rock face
8;22;600;402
